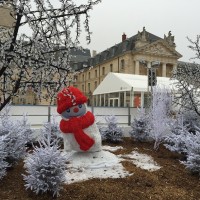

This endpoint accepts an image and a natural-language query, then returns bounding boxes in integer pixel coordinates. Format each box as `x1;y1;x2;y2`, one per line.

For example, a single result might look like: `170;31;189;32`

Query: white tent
93;72;177;107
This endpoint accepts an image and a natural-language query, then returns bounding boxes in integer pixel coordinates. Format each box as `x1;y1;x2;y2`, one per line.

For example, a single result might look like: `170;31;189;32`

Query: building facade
73;27;182;106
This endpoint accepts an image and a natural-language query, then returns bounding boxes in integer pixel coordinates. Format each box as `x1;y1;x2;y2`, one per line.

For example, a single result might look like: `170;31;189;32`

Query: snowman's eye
78;104;82;108
66;109;70;113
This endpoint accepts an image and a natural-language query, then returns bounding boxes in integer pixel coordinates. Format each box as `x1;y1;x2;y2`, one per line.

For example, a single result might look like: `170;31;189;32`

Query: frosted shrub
182;110;200;134
129;108;150;142
164;127;190;155
18;114;35;145
100;115;123;143
23;123;68;197
99;126;107;141
0;105;28;164
181;132;200;175
42;115;62;143
164;115;190;154
0;104;14;136
0;136;9;180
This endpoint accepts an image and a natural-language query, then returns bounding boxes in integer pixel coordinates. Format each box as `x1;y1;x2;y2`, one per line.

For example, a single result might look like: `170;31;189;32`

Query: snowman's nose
73;107;79;113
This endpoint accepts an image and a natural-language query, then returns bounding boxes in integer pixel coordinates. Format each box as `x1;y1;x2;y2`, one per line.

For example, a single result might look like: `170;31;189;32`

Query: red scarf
60;111;95;151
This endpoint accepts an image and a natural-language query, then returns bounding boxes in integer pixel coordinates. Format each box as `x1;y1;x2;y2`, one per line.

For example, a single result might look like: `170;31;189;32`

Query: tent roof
93;72;177;95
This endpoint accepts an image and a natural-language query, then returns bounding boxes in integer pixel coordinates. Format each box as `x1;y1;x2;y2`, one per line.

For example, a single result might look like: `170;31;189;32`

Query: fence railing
7;105;138;127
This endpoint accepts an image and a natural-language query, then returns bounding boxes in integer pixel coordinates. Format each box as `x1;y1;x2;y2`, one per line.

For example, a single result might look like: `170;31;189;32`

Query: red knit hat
57;86;88;114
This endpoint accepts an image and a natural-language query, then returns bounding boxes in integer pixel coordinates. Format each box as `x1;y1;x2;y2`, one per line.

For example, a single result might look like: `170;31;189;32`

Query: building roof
93;72;177;95
88;30;162;67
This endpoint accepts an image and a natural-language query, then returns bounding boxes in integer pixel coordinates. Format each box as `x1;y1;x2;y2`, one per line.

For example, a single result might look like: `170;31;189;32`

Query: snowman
57;86;102;152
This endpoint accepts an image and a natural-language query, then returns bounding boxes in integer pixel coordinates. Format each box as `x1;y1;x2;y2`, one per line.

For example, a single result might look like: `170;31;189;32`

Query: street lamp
139;60;160;108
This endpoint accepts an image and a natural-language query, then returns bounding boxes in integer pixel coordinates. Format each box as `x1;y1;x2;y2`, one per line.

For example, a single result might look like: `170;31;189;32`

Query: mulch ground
0;138;200;200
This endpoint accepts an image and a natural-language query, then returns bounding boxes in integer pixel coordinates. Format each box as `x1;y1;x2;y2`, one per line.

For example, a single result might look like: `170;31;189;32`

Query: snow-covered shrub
3;128;28;164
23;122;68;197
0;104;14;136
0;105;28;165
164;114;190;154
41;115;63;145
165;127;190;155
182;110;200;134
181;131;200;175
129;107;150;142
18;114;35;145
100;115;123;143
98;126;107;141
0;136;9;180
148;86;172;150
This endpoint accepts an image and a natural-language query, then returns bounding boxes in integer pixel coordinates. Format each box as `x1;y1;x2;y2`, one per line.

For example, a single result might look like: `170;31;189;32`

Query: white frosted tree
181;131;200;175
41;115;62;144
0;0;101;110
0;136;9;180
23;122;69;197
129;107;150;142
0;104;28;164
148;86;172;150
18;113;35;144
164;114;191;154
100;115;123;143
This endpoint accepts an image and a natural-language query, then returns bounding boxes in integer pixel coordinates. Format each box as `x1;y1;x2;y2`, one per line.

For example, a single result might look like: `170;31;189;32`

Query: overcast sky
78;0;200;63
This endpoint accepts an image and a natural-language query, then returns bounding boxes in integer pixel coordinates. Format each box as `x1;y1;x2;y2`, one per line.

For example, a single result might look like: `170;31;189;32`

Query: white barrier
7;105;138;128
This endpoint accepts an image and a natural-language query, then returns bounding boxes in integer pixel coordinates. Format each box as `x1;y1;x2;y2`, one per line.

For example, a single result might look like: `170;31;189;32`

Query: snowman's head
61;103;87;119
57;86;88;116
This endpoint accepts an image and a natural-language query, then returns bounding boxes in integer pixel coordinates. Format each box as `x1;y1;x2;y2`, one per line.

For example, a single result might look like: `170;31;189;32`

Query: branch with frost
172;62;200;116
0;0;101;110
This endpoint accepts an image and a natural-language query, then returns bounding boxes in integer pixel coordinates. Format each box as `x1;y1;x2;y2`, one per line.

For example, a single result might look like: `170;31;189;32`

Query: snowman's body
60;103;102;152
62;120;102;152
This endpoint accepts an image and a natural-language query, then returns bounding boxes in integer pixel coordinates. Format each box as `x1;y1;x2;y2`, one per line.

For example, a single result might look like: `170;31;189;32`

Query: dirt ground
0;138;200;200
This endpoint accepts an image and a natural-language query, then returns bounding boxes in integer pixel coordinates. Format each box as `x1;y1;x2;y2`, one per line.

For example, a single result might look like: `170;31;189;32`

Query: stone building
0;1;14;29
73;27;182;106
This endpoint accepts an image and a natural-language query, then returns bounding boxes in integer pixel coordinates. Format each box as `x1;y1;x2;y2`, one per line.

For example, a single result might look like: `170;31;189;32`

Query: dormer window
112;46;116;56
122;40;129;52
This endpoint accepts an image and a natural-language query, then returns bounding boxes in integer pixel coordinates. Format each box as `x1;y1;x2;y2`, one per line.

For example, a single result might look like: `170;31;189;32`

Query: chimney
122;33;126;42
92;50;97;57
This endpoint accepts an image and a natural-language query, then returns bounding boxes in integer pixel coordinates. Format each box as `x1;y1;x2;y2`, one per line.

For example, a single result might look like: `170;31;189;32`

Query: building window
110;64;113;72
82;84;84;92
88;82;90;92
88;72;90;79
95;70;97;78
120;59;125;69
102;67;105;75
82;74;84;81
94;81;97;89
112;47;116;56
74;75;78;82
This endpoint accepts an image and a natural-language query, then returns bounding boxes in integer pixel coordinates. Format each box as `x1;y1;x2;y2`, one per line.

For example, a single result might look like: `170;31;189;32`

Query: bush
129;108;150;142
0;136;9;180
0;105;28;165
23;123;68;197
181;131;200;175
100;115;123;143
